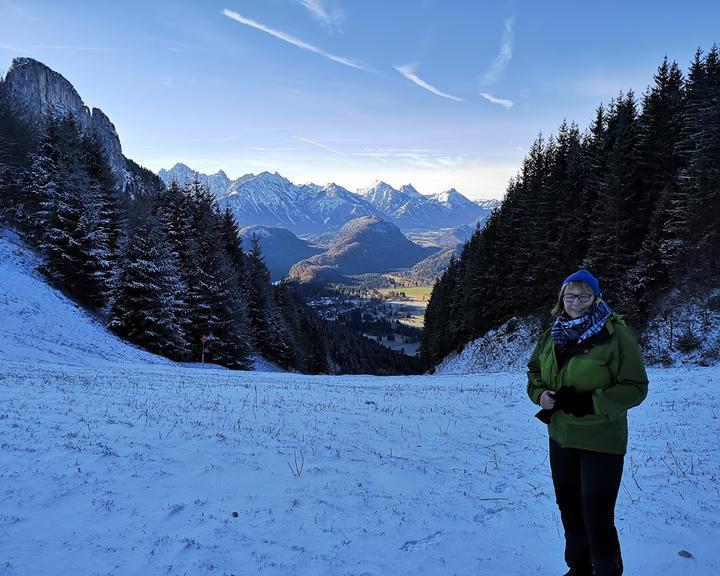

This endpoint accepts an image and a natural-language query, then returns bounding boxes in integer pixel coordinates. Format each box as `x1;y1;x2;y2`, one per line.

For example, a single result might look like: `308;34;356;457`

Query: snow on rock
249;353;288;373
641;287;720;367
435;316;543;374
158;163;232;199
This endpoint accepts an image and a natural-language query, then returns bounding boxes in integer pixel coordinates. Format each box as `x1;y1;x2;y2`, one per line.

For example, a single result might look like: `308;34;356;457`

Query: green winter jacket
527;314;648;455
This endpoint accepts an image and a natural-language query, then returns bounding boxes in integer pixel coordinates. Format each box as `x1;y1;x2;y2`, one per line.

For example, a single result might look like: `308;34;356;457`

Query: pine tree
246;234;293;365
31;115;87;296
689;46;720;284
584;92;641;305
674;46;720;285
79;132;121;302
220;207;246;286
550;121;587;287
420;255;461;368
182;178;252;367
153;180;193;349
27;114;115;307
630;57;686;308
107;207;186;358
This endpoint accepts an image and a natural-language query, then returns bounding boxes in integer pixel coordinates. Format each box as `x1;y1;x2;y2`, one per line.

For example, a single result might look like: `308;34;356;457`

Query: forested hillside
0;60;420;375
421;48;720;369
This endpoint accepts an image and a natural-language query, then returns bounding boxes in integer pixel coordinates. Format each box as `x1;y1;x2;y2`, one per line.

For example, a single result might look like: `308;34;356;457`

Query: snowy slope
435;316;543;374
436;297;720;374
0;228;287;373
0;228;171;367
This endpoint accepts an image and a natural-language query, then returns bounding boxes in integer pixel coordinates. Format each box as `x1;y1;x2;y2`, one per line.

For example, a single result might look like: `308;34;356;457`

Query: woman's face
562;282;595;319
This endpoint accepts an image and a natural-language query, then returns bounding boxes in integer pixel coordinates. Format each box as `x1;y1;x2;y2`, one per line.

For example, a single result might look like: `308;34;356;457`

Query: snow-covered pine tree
79;132;122;305
0;100;36;226
30;114;86;296
153;179;193;349
220;207;246;286
27;113;115;307
214;207;253;368
628;58;686;313
541;121;585;290
675;46;720;285
107;204;186;358
181;177;252;368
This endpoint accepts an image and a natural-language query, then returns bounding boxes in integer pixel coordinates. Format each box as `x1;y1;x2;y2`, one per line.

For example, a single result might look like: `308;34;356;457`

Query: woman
527;269;648;576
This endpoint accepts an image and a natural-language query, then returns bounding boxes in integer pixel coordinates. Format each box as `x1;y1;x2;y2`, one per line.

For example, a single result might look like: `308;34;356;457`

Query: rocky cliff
0;57;160;196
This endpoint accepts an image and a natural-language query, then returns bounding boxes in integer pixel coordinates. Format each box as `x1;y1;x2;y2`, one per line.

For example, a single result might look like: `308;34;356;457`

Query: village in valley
306;281;432;356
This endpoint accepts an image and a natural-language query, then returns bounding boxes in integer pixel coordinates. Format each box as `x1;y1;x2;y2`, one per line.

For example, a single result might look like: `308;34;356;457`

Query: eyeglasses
563;293;594;303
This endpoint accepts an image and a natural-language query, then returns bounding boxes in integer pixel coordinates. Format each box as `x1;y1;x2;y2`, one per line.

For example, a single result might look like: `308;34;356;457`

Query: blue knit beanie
562;269;601;297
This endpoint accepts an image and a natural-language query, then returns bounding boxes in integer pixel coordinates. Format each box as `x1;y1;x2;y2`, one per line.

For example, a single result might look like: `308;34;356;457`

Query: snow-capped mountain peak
158;164;495;234
158;163;233;199
428;188;473;207
399;184;424;199
358;181;417;215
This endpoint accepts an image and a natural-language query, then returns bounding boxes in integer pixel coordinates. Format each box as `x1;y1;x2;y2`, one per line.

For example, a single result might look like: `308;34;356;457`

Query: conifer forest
421;48;720;369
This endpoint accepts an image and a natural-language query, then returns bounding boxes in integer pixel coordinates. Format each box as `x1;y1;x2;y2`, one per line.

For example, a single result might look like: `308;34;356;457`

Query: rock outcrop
0;57;159;196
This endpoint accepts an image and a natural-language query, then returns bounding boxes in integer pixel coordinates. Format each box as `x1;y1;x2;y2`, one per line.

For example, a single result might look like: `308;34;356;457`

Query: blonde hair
551;281;595;316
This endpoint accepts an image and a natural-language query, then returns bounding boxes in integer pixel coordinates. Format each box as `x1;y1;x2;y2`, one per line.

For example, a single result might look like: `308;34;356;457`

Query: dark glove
554;386;594;417
535;408;555;424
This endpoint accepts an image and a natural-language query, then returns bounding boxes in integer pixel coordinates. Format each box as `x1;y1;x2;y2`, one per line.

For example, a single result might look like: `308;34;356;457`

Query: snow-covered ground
2;229;719;575
1;362;718;575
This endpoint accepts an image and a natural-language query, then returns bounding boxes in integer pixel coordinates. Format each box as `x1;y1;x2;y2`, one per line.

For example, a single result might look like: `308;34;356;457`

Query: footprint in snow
399;530;443;551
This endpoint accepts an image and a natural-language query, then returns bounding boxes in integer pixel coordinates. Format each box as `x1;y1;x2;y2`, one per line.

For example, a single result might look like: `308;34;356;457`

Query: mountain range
158;163;500;236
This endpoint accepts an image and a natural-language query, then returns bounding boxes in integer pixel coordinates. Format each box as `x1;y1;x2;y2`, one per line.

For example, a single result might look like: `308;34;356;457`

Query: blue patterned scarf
551;299;613;349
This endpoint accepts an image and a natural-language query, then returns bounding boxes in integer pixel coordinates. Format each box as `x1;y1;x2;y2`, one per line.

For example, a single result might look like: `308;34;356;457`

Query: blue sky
2;0;719;199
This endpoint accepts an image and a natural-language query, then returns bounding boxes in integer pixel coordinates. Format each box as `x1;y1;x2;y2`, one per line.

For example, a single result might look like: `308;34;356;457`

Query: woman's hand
540;390;556;410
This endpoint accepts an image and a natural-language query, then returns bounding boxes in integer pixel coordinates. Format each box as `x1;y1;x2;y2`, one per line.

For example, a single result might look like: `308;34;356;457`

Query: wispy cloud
480;92;514;109
351;147;392;165
159;75;199;88
293;139;463;170
222;9;365;70
296;136;344;155
297;0;343;32
481;15;515;85
394;64;463;102
354;148;466;170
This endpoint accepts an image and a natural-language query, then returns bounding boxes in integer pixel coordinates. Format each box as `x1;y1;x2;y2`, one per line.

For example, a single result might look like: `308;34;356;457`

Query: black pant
549;438;624;576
